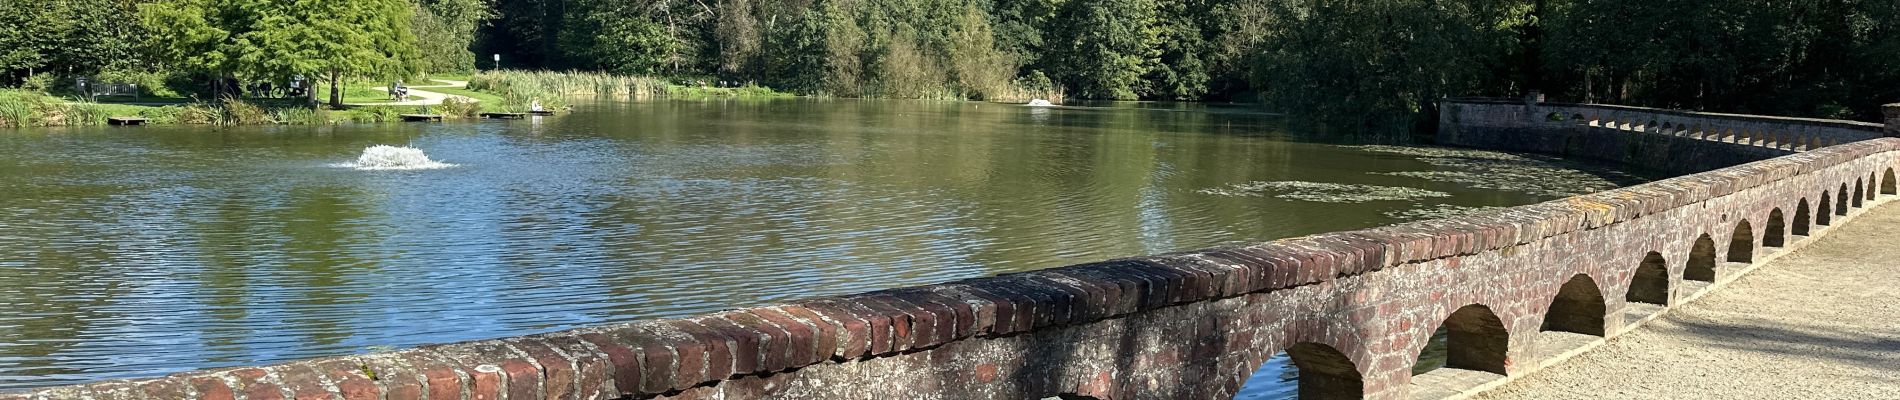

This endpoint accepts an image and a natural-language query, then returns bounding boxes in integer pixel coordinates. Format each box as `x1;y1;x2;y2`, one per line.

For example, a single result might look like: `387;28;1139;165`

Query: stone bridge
7;102;1900;400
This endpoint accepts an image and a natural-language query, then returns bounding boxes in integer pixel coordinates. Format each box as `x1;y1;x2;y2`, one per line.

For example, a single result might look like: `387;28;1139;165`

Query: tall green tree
1251;0;1531;132
1046;0;1161;100
412;0;493;73
0;0;154;84
141;0;421;106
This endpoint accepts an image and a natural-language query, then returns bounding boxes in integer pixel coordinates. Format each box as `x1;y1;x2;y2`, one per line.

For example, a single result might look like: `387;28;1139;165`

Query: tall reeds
467;70;668;100
0;90;113;127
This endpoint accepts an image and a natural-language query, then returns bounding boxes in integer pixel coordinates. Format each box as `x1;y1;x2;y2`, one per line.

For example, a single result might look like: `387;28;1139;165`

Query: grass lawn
94;103;164;117
423;85;505;103
315;82;421;103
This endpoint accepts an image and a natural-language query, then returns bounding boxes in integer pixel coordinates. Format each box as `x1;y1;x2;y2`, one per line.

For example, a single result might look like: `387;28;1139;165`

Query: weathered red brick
865;294;940;348
495;359;541;399
719;311;794;371
642;323;709;392
964;281;1035;334
225;367;284;400
504;338;578;400
662;319;733;383
776;305;843;362
538;334;619;398
827;296;898;354
690;316;763;375
851;295;917;351
309;359;383;400
189;376;236;400
796;299;874;359
752;307;823;365
417;345;506;400
577;331;645;397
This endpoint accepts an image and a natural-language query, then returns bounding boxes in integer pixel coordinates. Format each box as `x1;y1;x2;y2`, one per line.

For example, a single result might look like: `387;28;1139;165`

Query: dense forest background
2;0;1898;130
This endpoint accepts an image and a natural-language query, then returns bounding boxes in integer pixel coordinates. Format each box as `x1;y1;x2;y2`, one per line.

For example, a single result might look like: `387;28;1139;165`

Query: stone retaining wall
1440;98;1888;175
9;112;1900;400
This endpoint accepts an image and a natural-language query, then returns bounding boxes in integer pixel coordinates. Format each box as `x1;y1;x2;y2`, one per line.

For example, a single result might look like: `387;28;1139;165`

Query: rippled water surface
0;98;1650;391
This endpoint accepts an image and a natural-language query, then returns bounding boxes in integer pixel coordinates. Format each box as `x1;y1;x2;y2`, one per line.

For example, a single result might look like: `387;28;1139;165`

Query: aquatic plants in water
1384;204;1506;220
1198;181;1451;203
1352;145;1642;197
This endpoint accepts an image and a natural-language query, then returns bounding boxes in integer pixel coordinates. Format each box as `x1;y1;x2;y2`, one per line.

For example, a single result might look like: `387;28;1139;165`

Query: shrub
437;97;481;117
273;107;325;125
220;98;270;125
19;75;54;92
59;103;109;125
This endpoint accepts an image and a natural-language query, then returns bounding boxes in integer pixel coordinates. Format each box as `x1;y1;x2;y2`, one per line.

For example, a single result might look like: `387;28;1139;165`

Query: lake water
0;98;1649;394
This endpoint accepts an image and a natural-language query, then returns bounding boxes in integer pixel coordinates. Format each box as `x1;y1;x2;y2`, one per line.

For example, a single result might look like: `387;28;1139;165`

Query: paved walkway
353;80;474;106
1473;201;1900;399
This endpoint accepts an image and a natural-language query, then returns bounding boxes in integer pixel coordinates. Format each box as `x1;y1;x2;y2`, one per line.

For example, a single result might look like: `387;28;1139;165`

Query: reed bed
0;90;114;127
468;70;668;99
466;70;794;110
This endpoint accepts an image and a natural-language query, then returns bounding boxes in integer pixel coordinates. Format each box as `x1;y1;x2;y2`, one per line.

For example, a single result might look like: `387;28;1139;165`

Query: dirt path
352;80;474;106
1472;201;1900;399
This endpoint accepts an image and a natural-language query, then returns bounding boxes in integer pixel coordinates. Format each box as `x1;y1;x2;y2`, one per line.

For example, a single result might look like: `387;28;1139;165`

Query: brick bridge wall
1440;98;1889;175
11;111;1900;400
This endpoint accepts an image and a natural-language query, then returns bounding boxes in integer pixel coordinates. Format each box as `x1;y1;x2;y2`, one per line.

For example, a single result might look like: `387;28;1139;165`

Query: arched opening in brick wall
1853;179;1865;208
1818;191;1834;226
1235;343;1363;400
1627;252;1670;305
1288;343;1362;400
1764;209;1786;248
1686;234;1718;282
1413;305;1509;376
1867;173;1878;201
1883;168;1896;195
1539;274;1606;336
1727;220;1754;263
1836;184;1849;215
1794;199;1812;235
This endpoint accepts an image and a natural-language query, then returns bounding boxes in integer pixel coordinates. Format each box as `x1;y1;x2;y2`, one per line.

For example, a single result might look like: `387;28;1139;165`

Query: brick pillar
1885;103;1900;137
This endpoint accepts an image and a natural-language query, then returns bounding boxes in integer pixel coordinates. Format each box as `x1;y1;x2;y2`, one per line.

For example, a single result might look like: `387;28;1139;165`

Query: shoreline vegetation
0;70;826;128
3;0;1895;131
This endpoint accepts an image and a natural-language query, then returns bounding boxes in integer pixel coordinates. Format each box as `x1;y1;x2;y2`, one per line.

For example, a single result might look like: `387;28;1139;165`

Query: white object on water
335;145;456;170
1026;99;1055;107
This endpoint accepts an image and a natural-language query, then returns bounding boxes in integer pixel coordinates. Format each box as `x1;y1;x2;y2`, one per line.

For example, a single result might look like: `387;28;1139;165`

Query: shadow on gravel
1668;317;1900;372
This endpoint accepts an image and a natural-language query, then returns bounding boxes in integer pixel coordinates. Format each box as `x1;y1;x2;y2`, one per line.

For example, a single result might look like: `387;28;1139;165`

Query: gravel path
1473;201;1900;399
355;80;474;106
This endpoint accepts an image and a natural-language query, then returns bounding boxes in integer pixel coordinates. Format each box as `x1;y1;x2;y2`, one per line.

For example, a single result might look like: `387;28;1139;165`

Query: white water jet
334;145;456;170
1026;99;1055;107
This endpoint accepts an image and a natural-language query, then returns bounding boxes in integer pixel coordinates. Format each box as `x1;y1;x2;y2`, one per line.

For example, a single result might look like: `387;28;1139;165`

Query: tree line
2;0;1896;130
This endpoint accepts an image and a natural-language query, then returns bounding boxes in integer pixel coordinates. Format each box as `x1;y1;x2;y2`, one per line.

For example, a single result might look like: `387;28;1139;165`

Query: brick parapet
9;138;1900;399
1440;99;1888;175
